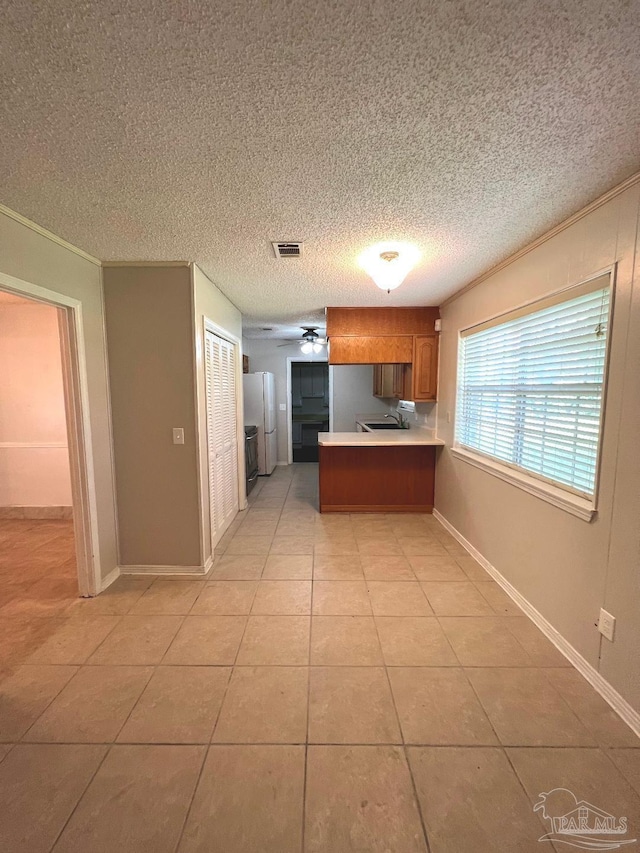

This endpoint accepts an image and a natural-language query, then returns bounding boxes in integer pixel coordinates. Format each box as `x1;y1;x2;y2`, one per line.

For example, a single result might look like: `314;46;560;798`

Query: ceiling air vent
272;241;303;259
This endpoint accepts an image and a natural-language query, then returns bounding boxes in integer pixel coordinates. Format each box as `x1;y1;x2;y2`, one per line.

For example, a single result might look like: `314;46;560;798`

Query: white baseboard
0;505;73;520
98;566;120;594
433;508;640;739
119;555;213;578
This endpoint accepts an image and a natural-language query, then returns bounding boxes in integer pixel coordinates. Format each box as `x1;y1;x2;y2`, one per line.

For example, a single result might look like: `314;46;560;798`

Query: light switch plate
598;608;616;642
172;428;185;445
279;403;287;411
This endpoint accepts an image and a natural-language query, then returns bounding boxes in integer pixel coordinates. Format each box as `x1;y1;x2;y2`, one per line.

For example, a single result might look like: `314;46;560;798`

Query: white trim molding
0;270;104;597
0;203;101;266
99;566;121;593
120;555;214;577
0;506;73;519
433;508;640;739
451;446;596;522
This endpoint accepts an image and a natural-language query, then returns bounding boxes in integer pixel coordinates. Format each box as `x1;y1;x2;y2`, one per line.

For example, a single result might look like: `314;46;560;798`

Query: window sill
450;446;597;522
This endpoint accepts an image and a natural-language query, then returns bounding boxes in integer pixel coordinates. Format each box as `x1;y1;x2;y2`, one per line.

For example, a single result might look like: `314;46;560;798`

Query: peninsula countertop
318;431;445;447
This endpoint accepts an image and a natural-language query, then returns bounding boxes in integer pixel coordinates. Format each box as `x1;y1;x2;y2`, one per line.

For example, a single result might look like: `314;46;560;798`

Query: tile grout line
14;664;82;744
1;739;622;748
170;744;210;853
106;664;157;745
371;604;433;853
302;479;313;853
45;741;113;853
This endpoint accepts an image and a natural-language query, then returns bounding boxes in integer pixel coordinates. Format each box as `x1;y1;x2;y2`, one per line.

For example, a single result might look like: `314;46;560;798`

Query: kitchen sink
364;422;401;430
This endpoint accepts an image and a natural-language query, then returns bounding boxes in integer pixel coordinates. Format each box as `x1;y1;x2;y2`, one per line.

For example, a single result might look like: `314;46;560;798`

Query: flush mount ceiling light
358;241;421;292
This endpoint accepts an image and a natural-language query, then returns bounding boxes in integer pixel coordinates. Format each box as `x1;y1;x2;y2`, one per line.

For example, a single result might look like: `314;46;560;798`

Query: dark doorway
291;362;329;463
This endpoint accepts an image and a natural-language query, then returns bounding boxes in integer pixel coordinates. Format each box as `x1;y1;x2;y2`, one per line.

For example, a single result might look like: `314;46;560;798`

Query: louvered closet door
205;331;239;548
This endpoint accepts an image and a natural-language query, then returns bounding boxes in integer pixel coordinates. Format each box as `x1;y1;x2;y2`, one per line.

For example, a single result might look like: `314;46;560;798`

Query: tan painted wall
193;264;243;562
436;181;640;711
0;210;118;581
103;265;202;567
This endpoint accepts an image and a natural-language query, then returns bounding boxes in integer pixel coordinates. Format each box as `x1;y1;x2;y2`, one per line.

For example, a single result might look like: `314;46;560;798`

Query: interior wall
193;264;243;563
436;181;640;712
0;298;71;507
331;365;391;431
103;264;201;568
0;209;118;582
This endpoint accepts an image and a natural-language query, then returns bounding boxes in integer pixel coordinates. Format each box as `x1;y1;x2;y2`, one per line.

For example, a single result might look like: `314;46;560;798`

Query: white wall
436;179;640;713
331;365;390;431
0;298;71;506
0;208;118;582
243;339;329;463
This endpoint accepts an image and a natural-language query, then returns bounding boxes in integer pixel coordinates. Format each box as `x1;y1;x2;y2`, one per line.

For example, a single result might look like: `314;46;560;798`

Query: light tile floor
0;464;639;852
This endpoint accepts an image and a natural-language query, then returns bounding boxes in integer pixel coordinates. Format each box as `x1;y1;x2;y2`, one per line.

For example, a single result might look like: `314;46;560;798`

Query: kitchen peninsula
318;430;444;513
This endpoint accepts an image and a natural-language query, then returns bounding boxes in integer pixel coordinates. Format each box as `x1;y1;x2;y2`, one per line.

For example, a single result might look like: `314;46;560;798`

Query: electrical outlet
598;608;616;642
279;403;286;411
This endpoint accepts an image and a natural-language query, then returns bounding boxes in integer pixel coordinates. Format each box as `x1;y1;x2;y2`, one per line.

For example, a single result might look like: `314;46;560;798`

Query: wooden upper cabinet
326;307;440;401
392;364;406;399
412;335;439;401
373;364;397;398
326;307;439;337
329;335;413;364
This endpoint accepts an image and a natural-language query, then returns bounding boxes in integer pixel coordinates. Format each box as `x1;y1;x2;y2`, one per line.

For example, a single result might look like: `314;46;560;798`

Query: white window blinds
455;277;611;497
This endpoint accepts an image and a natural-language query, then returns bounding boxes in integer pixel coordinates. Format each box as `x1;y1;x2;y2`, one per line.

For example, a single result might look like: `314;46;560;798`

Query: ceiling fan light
300;341;313;354
312;342;323;353
358;241;421;292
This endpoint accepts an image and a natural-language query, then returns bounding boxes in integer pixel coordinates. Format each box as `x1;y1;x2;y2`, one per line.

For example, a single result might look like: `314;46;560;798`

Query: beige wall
103;265;202;567
436;181;640;712
193;264;243;562
0;209;118;581
0;298;71;506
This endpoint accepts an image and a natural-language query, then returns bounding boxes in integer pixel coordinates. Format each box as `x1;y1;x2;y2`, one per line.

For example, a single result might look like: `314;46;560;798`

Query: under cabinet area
371;340;438;403
373;363;412;400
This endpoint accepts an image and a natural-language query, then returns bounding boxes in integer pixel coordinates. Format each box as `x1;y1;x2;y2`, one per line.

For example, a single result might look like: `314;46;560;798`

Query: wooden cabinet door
373;364;396;398
392;364;406;399
412;336;439;401
372;364;384;397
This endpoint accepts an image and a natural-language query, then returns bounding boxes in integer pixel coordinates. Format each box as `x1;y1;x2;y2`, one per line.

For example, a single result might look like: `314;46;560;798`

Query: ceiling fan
278;327;328;353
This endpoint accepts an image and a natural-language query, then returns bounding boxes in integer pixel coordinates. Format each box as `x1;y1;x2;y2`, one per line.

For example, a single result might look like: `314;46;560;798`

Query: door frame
202;318;245;556
0;271;102;596
285;356;332;465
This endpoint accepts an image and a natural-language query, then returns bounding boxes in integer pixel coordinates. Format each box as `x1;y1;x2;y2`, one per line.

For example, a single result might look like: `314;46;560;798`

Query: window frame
451;267;616;522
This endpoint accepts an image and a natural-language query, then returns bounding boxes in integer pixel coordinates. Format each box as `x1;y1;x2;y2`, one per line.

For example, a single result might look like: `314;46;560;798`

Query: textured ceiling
1;1;639;337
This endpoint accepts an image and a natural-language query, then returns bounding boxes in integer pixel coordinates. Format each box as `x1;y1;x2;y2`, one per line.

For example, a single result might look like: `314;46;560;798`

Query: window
454;274;612;518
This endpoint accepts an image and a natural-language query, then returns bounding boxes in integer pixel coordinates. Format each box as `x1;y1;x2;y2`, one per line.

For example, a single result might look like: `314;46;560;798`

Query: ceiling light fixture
358;241;421;292
298;326;327;355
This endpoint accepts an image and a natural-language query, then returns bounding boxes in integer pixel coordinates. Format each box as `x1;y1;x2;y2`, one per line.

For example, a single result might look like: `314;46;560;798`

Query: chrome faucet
385;412;407;428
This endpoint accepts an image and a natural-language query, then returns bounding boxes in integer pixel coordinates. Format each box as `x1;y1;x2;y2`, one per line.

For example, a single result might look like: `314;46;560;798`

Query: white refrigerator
243;372;277;475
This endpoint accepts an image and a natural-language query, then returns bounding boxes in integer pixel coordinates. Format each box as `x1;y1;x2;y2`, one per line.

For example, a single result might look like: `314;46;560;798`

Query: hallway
0;464;639;852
